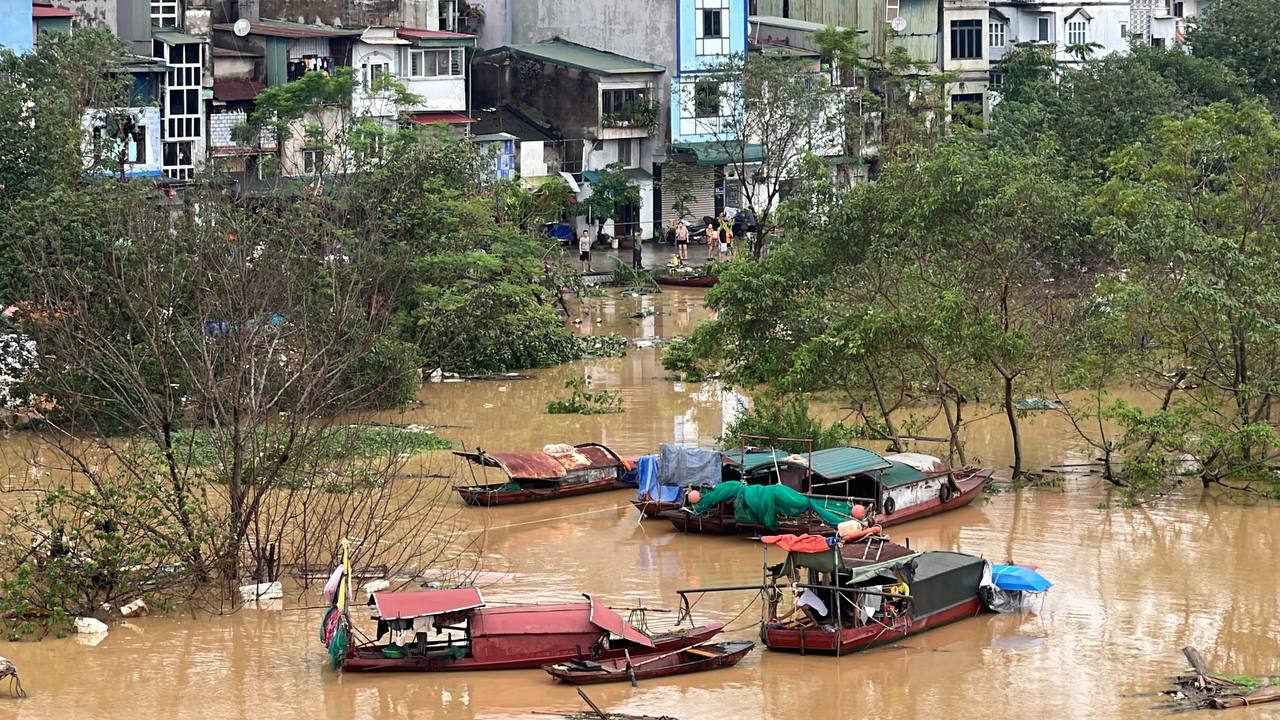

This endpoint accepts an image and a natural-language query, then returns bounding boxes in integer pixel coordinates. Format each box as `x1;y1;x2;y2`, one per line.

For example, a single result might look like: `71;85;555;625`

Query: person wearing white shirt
775;583;830;627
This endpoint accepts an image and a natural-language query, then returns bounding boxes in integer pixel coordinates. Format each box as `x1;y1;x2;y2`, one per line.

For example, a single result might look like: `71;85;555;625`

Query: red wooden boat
759;549;988;655
342;588;724;672
453;443;627;506
654;273;718;288
542;640;755;684
667;449;991;535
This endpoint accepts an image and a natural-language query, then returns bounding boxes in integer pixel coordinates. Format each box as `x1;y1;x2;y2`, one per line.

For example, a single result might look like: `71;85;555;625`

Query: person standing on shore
579;230;592;272
705;221;719;262
675;218;689;260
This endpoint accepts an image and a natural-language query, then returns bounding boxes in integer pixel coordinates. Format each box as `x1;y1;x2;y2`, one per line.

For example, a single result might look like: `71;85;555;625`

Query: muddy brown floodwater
2;288;1279;720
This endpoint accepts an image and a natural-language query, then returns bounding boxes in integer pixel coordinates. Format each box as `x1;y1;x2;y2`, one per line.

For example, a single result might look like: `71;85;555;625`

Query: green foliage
348;337;424;408
579;163;641;234
722;394;856;454
169;425;452;468
579;333;628;359
661;335;710;382
1188;0;1280;106
546;377;624;414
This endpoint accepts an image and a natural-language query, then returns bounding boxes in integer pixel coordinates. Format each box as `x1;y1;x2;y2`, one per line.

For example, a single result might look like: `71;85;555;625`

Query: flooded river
2;288;1278;720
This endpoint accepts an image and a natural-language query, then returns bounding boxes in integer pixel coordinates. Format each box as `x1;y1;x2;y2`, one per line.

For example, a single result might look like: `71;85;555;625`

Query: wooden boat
630;448;788;519
668;448;991;535
654;273;718;288
759;548;988;655
543;640;755;684
453;442;626;506
343;588;725;672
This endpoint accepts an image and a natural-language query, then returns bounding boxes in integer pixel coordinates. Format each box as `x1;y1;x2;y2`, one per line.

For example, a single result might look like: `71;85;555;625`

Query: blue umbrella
991;564;1052;593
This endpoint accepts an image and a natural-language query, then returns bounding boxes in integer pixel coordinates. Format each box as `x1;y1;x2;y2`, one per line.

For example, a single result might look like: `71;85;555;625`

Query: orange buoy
687;489;702;504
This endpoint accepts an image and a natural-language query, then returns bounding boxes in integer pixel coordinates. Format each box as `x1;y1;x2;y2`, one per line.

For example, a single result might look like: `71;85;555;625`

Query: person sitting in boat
775;584;830;628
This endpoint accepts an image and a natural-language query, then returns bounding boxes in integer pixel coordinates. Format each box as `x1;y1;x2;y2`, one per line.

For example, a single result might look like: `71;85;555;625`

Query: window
1067;19;1087;46
950;19;982;60
988;70;1004;89
602;88;644;116
1120;21;1129;37
950;92;984;128
618;139;633;167
701;9;723;37
989;21;1005;47
150;0;178;27
1171;1;1183;16
408;49;463;78
439;0;458;30
693;79;720;118
695;0;730;55
363;61;390;89
303;148;324;175
886;0;899;21
1151;37;1166;48
1036;17;1050;42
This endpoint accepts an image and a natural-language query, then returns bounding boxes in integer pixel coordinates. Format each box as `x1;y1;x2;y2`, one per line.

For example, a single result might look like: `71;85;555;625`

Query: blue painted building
0;0;35;54
670;0;748;144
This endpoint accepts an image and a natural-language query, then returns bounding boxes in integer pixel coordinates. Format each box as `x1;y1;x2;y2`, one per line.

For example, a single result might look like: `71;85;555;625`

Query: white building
352;26;476;130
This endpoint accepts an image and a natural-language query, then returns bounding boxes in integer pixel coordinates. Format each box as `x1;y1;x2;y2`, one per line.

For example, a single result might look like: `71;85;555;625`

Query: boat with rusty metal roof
453;442;628;506
341;588;724;672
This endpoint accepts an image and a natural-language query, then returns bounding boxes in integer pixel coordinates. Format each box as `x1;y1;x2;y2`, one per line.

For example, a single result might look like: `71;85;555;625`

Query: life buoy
939;484;953;504
882;496;896;515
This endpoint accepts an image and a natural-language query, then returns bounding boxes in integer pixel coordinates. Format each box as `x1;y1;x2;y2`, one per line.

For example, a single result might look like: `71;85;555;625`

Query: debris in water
1154;646;1280;711
0;656;27;698
73;617;108;635
120;599;149;617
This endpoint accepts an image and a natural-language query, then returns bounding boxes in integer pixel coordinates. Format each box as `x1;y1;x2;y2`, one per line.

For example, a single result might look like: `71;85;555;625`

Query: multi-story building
506;0;753;236
351;25;476;129
474;40;664;237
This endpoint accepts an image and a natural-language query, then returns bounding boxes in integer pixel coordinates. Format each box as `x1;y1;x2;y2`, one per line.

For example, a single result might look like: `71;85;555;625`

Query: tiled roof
32;2;77;18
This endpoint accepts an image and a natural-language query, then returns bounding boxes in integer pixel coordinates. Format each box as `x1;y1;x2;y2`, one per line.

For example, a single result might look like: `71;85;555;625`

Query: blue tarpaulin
658;444;722;487
634;454;667;500
990;565;1052;592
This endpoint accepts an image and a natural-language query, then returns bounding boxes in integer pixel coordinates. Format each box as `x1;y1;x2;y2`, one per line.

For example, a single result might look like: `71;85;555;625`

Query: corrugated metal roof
496;40;664;75
153;29;202;44
409;111;475;125
211;19;361;39
723;449;790;473
671;141;765;167
397;26;475;42
32;3;77;18
882;460;927;488
787;446;892;479
455;443;623;480
373;588;485;619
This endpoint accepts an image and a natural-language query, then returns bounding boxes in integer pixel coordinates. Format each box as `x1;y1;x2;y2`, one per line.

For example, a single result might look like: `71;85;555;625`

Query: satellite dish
233;18;252;36
890;15;907;33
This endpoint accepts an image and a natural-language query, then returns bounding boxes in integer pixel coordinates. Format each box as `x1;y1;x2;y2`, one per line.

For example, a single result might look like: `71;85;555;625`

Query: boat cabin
350;588;659;670
453;442;627;505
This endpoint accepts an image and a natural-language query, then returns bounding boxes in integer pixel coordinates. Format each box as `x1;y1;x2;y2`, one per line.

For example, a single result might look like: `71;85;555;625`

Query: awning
586;595;654;647
409;111;476;125
213;79;265;102
373;588;485;620
211;19;361;39
581;167;654;185
33;3;77;18
153;29;202;44
398;27;476;47
671;141;765;167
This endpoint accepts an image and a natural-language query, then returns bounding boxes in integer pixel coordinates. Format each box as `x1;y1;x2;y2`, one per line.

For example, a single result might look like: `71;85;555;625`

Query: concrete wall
0;0;33;53
473;51;601;137
991;2;1131;63
280;107;348;174
352;40;467;118
509;0;678;148
257;0;437;26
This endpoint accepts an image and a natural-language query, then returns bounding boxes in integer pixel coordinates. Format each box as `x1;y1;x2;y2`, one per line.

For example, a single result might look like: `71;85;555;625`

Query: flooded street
2;287;1278;720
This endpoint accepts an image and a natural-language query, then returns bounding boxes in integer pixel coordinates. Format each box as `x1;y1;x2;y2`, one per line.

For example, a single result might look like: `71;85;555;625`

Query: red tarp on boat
587;595;655;647
760;534;831;553
373;588;485;620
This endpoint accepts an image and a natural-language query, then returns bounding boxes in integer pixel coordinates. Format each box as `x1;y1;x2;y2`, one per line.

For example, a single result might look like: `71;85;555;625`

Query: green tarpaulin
693;481;851;529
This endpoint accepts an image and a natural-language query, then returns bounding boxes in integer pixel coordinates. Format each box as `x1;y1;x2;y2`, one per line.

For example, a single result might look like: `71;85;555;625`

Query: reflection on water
1;288;1279;720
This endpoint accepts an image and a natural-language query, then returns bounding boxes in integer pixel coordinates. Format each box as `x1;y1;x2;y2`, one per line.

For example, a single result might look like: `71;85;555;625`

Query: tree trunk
938;380;965;466
1003;374;1023;479
865;360;903;452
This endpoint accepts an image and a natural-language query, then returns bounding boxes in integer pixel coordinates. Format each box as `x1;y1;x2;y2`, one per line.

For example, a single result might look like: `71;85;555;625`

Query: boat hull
454;477;621;506
666;469;992;535
343;624;726;672
654;274;718;288
762;597;983;655
542;640;755;685
631;499;681;518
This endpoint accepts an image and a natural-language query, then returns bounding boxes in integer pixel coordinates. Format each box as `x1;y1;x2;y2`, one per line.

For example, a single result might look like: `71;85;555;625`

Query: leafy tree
578;162;640;239
1188;0;1280;106
1094;101;1280;488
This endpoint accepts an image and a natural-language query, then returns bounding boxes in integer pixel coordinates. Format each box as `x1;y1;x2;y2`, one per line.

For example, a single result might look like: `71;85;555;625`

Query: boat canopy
373;588;485;620
881;461;928;488
782;447;892;480
882;452;948;474
586;594;654;647
454;443;623;480
909;551;986;619
782;541;918;575
723;449;790;474
657;444;723;487
467;600;655;647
